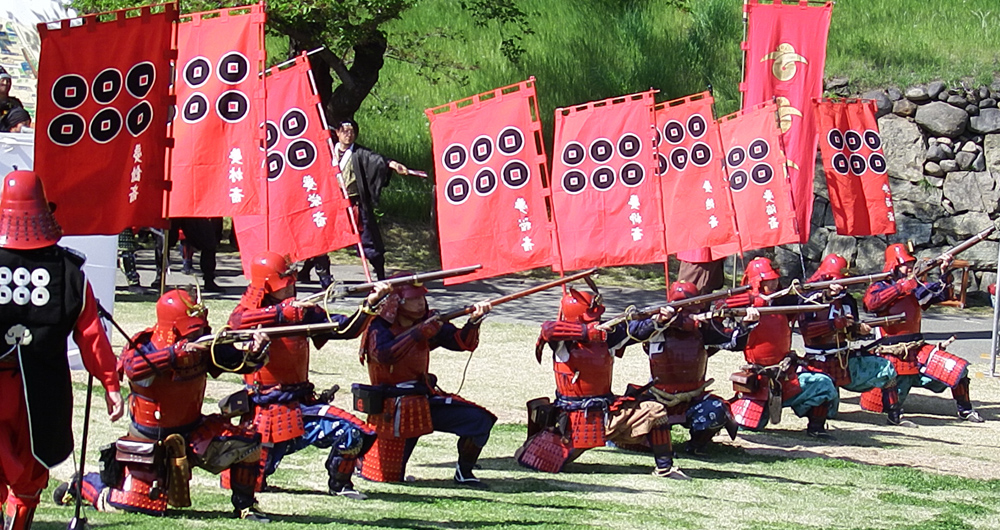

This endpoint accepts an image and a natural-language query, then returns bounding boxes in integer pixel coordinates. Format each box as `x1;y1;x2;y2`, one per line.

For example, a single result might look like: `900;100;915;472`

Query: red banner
426;78;553;284
234;55;357;276
742;0;832;243
655;92;739;255
549;91;664;271
814;99;896;236
169;4;265;217
33;5;176;235
717;102;798;253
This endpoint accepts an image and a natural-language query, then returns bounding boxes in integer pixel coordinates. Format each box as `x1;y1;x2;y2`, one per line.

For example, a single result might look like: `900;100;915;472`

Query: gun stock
438;269;598;322
858;314;906;328
300;264;482;304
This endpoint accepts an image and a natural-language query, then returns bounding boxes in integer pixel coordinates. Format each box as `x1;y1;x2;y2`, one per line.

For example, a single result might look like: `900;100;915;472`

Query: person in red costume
55;289;271;521
225;252;391;500
358;277;493;486
727;257;840;438
862;244;983;423
0;170;124;530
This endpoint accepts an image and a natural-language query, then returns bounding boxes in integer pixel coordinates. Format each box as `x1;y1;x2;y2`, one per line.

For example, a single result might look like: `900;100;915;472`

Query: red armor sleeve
722;292;753;308
863;279;917;313
73;282;120;392
121;341;205;381
228;300;304;330
800;318;838;341
540;321;588;342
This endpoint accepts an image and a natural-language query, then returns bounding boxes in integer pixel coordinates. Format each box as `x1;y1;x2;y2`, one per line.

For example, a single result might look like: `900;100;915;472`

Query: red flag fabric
426;78;553;284
814;98;896;236
549;91;665;271
655;92;740;255
717;102;799;252
170;4;265;217
742;0;833;243
234;55;357;276
33;5;176;235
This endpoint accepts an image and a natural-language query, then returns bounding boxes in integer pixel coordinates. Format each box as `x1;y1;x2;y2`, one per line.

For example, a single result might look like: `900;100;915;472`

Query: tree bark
325;30;388;125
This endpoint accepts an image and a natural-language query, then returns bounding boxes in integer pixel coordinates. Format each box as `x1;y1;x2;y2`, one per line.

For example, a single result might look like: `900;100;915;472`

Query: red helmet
883;244;916;272
667;281;700;302
743;257;780;291
249;252;296;293
809;254;848;282
0;170;62;250
560;287;605;323
379;272;429;322
151;289;208;348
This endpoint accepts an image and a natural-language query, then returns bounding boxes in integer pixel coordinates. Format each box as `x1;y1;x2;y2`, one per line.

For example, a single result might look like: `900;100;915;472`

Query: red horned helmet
667;281;700;302
742;257;780;294
560;287;605;323
249;252;296;293
808;254;848;283
379;271;429;322
151;289;208;349
0;170;63;249
883;243;916;272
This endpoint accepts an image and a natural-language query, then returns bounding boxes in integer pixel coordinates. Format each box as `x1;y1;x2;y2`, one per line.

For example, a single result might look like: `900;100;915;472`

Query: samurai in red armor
517;286;675;477
0;170;124;530
728;257;840;438
358;278;494;486
797;254;907;426
225;252;391;499
862;244;983;423
55;289;271;521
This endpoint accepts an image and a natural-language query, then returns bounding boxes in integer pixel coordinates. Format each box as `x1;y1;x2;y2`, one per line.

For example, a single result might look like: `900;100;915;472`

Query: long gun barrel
858;313;907;328
193;321;346;345
800;272;892;292
300;264;482;304
601;285;752;329
437;269;598;322
915;224;997;277
698;304;831;320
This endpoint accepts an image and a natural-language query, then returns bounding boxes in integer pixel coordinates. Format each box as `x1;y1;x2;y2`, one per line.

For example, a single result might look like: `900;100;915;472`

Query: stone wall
748;81;1000;297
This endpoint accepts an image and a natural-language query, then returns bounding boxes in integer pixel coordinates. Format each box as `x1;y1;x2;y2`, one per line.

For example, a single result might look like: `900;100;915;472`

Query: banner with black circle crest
169;3;265;217
34;4;176;235
549;90;664;271
814;98;896;236
426;78;553;284
233;54;357;277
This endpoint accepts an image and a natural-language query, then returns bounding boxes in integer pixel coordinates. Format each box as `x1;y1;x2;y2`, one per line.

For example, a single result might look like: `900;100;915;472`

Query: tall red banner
549;91;664;271
170;4;265;217
655;92;739;255
742;0;833;243
717;103;798;253
814;99;896;236
426;78;553;284
234;56;357;275
33;5;176;235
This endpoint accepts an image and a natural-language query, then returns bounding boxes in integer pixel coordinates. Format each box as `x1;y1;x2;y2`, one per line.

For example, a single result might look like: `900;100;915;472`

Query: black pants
355;201;385;280
157;218;222;281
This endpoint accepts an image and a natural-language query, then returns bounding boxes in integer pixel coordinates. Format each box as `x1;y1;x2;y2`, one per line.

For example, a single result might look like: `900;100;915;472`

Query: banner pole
739;0;749;110
990;241;1000;377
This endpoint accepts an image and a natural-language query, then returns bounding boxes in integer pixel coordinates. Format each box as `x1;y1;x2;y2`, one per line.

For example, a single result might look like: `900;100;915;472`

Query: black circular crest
47;113;86;146
832;153;850;174
445;175;471;205
443;143;468;172
89;107;123;144
126;101;153;137
828;129;845;150
620;162;645;187
868;152;887;174
92;68;122;105
562;141;586;167
265;121;279;150
750;163;774;185
126;62;156;99
562;170;587;194
267;152;285;181
497;126;525;155
51;74;88;110
182;93;210;123
748;138;770;160
670;147;689;171
726;146;746;168
656;153;668;176
471;135;494;164
501;160;530;189
281;108;308;139
183;56;212;88
591;166;616;191
845;130;863;152
663;120;685;144
286;139;317;170
618;133;642;159
849;153;867;175
589;138;614;163
217;90;250;123
217;52;250;85
730;169;749;191
474;168;498;196
690;142;712;167
687;114;707;139
864;130;882;151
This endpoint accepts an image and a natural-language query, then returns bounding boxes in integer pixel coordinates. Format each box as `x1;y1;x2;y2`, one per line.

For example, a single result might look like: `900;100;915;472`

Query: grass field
34;301;1000;530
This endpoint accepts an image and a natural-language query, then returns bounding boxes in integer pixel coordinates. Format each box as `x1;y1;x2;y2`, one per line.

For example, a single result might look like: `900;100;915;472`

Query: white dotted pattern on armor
0;266;53;307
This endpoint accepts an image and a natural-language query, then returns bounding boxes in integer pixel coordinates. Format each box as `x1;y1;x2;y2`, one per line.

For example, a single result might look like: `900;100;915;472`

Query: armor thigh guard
730;397;768;431
359;437;408;483
253;402;305;444
805;355;852;387
368;395;433;439
517;431;572;473
860;387;885;412
917;346;968;388
567;408;607;449
106;463;168;516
